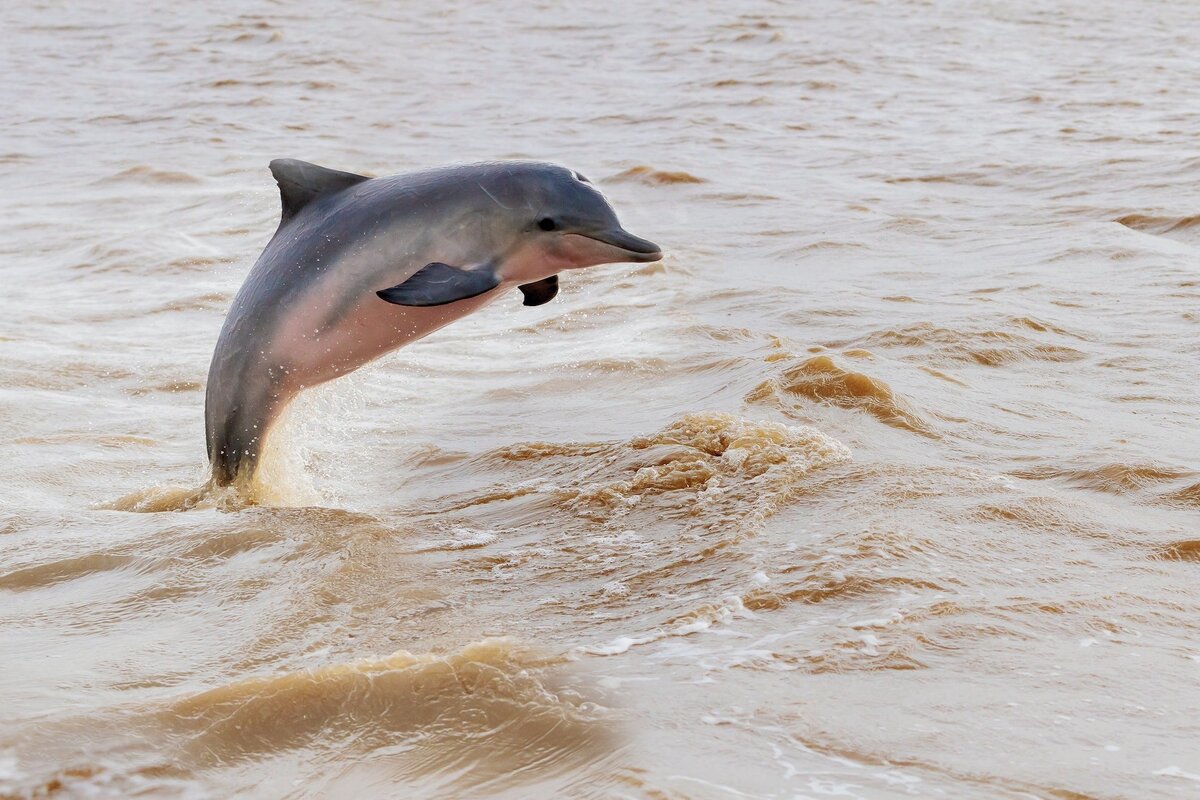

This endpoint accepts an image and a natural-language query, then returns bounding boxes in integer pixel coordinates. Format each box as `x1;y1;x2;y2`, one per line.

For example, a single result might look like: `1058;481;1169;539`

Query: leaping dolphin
204;159;663;486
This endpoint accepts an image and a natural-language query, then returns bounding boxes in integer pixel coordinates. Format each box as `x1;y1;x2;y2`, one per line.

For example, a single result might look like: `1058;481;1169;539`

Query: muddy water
3;0;1200;797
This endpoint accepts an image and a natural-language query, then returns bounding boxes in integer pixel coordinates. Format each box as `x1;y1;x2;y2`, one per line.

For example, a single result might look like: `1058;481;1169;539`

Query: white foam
443;527;498;549
847;609;904;629
579;634;658;656
1155;766;1200;784
600;581;630;597
0;749;24;782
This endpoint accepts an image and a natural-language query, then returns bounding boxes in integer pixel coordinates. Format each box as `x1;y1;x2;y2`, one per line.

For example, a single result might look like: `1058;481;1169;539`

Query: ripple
606;165;707;185
94;165;202;185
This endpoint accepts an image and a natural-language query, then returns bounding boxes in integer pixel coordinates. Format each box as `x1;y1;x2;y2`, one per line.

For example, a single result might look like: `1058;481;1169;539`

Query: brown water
3;1;1200;797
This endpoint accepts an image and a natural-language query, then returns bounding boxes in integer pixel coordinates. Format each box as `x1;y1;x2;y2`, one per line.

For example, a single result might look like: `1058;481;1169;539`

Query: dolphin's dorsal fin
269;159;370;223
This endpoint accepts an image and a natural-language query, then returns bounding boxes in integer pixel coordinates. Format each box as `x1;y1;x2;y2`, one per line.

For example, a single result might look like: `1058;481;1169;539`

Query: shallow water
3;0;1200;797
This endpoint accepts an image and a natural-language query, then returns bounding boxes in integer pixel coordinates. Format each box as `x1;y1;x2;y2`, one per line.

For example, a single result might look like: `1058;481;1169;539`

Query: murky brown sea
3;1;1200;797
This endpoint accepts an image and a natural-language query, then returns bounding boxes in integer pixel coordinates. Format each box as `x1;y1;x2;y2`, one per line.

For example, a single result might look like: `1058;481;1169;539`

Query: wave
2;640;615;799
577;593;755;656
101;474;316;514
853;322;1085;367
1168;482;1200;507
0;553;137;592
1012;462;1199;510
1115;212;1200;240
94;165;202;185
440;413;853;630
125;378;203;397
101;482;234;512
1153;540;1200;562
565;412;851;527
748;354;935;435
1012;462;1195;495
606;165;706;185
166;638;614;782
884;171;999;186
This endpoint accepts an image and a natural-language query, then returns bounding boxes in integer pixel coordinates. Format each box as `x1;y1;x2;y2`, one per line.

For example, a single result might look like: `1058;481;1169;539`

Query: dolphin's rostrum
205;159;662;486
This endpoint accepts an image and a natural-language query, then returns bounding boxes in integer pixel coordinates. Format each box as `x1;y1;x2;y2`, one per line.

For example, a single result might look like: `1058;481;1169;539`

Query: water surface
3;1;1200;797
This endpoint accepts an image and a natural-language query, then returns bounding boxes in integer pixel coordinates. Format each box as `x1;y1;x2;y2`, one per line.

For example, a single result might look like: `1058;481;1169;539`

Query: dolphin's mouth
579;228;663;262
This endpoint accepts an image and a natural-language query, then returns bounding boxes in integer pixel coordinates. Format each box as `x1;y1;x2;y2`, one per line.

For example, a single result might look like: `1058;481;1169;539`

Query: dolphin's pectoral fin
376;262;501;307
518;275;559;307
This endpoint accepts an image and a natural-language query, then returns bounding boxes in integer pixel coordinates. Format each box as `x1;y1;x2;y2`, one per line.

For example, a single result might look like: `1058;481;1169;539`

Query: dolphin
204;159;662;486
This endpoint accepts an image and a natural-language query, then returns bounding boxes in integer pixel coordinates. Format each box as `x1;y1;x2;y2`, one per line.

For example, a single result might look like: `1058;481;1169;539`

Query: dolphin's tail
206;387;258;487
206;408;255;487
205;347;284;487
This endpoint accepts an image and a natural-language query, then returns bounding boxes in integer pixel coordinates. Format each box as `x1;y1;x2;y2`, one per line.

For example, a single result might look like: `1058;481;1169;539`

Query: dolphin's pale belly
277;283;508;388
205;267;511;484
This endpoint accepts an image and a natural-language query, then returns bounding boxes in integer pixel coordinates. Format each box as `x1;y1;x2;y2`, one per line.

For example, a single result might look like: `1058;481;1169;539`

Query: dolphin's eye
538;217;557;231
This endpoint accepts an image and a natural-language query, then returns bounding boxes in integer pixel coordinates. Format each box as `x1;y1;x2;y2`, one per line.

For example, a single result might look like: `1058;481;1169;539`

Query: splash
569;412;851;526
102;401;322;512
